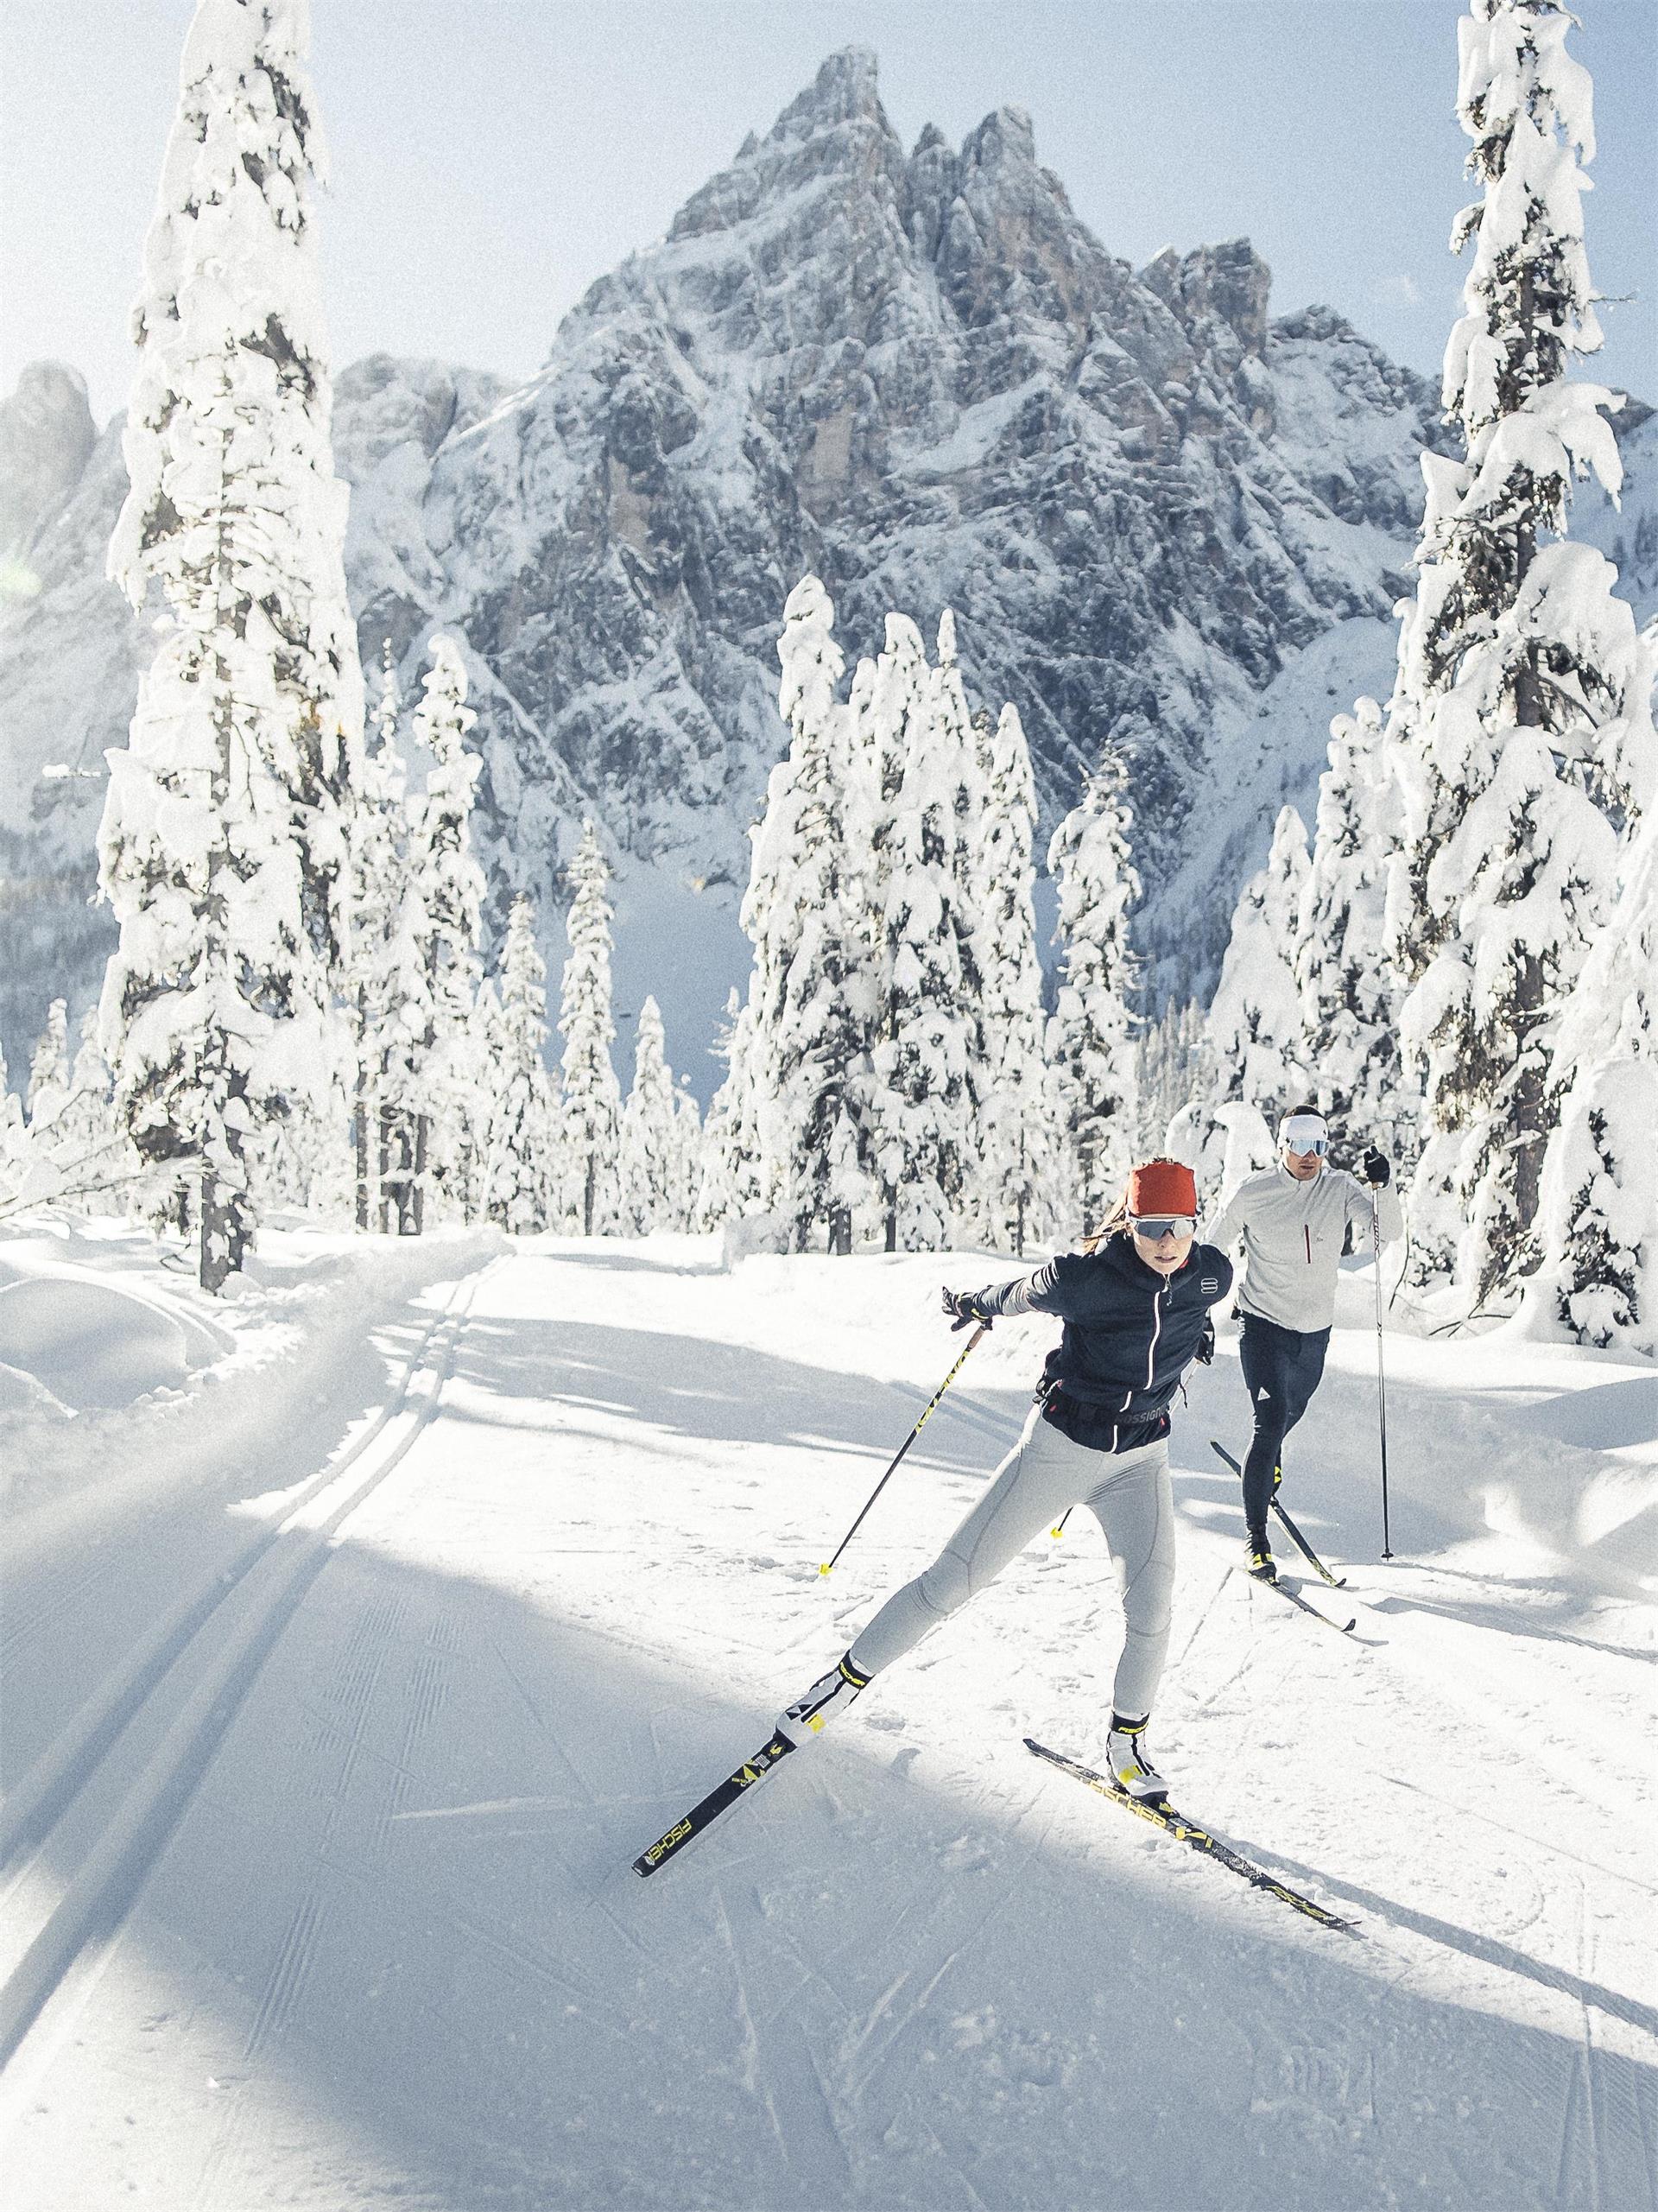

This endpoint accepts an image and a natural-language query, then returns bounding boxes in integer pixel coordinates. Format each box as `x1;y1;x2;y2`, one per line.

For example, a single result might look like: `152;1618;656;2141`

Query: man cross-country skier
1206;1105;1403;1580
773;1160;1232;1803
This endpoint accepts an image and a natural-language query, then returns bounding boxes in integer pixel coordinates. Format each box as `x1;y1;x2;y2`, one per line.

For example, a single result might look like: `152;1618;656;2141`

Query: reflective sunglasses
1130;1215;1195;1240
1282;1135;1328;1157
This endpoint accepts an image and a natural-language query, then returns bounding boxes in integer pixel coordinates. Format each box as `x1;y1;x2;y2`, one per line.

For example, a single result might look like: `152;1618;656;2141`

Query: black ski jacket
971;1233;1233;1454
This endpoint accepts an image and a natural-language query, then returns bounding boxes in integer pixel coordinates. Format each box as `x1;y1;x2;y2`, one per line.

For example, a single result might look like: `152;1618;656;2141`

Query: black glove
941;1287;994;1332
1362;1148;1392;1187
1195;1317;1216;1366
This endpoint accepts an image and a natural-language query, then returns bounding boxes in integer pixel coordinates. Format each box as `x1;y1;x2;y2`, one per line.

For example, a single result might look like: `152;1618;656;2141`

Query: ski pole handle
819;1326;988;1576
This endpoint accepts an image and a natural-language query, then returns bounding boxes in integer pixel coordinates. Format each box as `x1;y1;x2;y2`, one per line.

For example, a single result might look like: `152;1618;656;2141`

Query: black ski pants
1238;1313;1331;1533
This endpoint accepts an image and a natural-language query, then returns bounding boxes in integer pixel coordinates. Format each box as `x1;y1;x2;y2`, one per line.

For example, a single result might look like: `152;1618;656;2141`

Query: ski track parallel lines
0;1284;463;1878
0;1264;492;2079
244;1890;330;2061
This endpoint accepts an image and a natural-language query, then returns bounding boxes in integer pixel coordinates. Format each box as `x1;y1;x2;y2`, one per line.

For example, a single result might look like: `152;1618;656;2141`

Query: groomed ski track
1;1237;1653;2210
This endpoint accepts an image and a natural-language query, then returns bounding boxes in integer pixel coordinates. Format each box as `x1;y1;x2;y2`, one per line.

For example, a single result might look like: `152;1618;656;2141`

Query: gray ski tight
847;1404;1176;1720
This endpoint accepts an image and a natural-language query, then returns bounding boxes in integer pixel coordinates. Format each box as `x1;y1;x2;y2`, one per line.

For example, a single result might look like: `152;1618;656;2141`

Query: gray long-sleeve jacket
1206;1163;1405;1333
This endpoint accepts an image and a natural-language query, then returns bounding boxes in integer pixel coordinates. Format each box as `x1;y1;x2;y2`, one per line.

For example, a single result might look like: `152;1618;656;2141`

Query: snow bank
0;1208;503;1517
0;1277;187;1410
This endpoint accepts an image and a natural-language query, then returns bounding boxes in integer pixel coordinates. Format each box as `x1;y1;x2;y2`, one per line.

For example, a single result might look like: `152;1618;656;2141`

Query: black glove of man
941;1287;994;1332
1362;1148;1392;1187
1194;1317;1216;1366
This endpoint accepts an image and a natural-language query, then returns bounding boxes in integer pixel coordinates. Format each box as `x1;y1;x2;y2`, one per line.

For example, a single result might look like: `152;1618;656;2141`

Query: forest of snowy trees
1190;0;1656;1349
0;0;1651;1355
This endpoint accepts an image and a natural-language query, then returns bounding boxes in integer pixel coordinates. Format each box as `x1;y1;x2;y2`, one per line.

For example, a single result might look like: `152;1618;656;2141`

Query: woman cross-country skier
775;1159;1233;1802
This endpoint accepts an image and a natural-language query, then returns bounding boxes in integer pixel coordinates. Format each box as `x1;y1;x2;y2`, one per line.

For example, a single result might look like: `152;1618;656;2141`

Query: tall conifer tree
404;634;484;1229
1383;0;1640;1302
1047;751;1142;1235
619;997;679;1236
488;892;559;1233
97;0;361;1286
557;822;623;1235
867;618;975;1251
741;577;876;1252
971;703;1053;1254
1296;700;1411;1144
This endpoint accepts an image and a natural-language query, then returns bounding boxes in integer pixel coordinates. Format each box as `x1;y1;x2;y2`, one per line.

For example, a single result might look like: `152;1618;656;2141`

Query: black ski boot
1245;1527;1277;1581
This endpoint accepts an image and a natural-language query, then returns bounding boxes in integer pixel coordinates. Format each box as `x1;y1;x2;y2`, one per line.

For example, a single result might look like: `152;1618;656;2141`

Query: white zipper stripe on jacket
1105;1274;1167;1449
1145;1281;1164;1390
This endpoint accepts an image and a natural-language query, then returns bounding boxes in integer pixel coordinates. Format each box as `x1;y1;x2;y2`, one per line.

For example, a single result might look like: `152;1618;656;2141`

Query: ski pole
820;1326;988;1576
1372;1187;1394;1560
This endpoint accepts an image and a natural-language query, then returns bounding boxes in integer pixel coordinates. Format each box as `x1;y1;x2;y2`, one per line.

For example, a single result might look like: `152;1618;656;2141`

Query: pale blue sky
3;0;1654;427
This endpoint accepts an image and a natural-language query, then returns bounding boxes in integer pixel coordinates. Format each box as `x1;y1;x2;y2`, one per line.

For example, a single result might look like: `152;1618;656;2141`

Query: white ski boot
1104;1713;1168;1801
776;1652;870;1747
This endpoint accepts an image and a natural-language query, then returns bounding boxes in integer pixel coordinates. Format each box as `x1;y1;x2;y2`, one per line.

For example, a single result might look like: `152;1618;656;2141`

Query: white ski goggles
1279;1118;1328;1156
1130;1215;1196;1240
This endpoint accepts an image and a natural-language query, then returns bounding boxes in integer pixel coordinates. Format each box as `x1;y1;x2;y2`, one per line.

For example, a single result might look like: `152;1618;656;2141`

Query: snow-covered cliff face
1;47;1649;1083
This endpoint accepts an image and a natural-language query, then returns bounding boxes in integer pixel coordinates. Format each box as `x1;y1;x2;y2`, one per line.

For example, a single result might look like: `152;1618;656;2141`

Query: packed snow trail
1;1237;1654;2209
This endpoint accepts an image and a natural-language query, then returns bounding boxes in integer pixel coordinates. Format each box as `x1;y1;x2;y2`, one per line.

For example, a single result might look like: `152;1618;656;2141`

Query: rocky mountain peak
768;44;886;140
1;361;97;567
1142;238;1273;359
960;103;1038;174
668;45;905;246
6;48;1648;1085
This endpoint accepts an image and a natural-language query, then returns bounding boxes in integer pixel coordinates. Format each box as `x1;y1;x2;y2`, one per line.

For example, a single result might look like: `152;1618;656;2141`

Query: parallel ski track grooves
0;1303;452;1876
0;1264;491;2076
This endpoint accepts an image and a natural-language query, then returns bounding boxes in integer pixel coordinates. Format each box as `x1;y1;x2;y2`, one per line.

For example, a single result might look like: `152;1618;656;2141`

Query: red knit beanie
1125;1158;1198;1218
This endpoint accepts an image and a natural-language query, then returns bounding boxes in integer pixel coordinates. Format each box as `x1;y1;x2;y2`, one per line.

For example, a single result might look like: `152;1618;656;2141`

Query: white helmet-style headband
1279;1112;1328;1150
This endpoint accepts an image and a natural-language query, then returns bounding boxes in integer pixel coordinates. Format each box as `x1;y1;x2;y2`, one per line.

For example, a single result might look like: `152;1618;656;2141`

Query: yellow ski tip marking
1050;1526;1064;1539
819;1563;832;1576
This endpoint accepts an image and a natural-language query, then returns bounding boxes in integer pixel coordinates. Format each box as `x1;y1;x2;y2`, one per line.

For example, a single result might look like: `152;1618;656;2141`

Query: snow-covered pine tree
932;612;990;1219
404;634;484;1230
0;1049;25;1209
25;1001;70;1137
1383;0;1641;1305
1135;999;1208;1161
557;822;623;1236
452;978;503;1227
866;617;975;1252
695;987;750;1231
1047;750;1142;1237
668;1080;704;1233
98;0;362;1288
347;641;410;1228
741;576;876;1252
618;996;678;1236
971;702;1053;1255
44;1007;129;1210
1206;805;1311;1127
1525;624;1658;1350
1295;700;1413;1150
1526;814;1657;1351
487;892;559;1233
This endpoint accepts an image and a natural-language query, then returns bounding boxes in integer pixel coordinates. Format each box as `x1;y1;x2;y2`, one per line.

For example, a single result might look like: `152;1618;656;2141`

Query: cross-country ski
1023;1739;1359;1935
1210;1438;1350;1587
3;1;1655;2208
632;1730;797;1877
